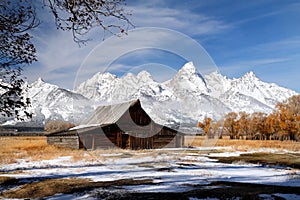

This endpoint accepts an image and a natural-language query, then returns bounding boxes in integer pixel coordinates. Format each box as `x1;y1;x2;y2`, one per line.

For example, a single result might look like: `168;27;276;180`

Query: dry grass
1;137;300;199
1;178;153;199
0;137;86;164
215;139;300;151
210;152;300;169
1;136;299;166
4;177;298;199
185;136;300;151
0;176;17;185
0;137;150;165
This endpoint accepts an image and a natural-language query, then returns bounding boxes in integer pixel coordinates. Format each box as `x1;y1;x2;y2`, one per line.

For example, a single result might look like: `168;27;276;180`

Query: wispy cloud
23;0;231;90
227;57;290;67
24;27;102;88
127;5;229;36
216;36;300;69
253;37;300;53
74;27;219;87
219;56;291;75
23;1;300;93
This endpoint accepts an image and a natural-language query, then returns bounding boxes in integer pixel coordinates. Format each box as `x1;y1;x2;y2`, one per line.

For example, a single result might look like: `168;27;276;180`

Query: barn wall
78;126;120;150
46;125;184;150
153;127;179;148
123;125;183;149
129;101;152;125
47;136;80;149
46;100;184;150
113;101;184;149
176;134;184;147
127;135;153;150
118;102;152;128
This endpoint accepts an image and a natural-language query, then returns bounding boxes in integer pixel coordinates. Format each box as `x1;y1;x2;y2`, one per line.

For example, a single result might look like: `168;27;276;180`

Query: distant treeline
198;95;300;141
0;126;44;135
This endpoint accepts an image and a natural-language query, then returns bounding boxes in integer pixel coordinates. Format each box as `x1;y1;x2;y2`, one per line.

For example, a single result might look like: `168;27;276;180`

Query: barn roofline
82;99;141;125
47;99;185;137
47;122;185;137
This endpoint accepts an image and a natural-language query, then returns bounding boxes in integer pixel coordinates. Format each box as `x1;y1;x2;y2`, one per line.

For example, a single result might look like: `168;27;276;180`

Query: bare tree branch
0;0;39;120
44;0;133;44
1;0;132;120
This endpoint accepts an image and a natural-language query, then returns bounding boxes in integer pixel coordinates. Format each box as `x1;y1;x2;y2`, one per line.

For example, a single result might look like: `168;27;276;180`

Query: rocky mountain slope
2;78;92;126
75;62;296;128
1;62;297;129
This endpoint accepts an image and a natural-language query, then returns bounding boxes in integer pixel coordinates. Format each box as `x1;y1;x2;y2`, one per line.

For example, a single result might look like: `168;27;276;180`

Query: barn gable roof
82;99;140;126
47;99;185;140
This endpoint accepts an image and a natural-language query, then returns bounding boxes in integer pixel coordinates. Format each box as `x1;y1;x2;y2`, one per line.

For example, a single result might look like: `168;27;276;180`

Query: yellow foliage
197;122;204;128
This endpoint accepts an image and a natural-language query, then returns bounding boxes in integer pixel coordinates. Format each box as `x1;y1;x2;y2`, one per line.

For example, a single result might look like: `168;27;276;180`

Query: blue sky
25;0;300;92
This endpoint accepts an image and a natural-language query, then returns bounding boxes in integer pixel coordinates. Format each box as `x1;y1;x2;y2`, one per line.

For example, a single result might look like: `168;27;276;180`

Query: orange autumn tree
276;104;290;140
222;112;238;139
284;95;300;141
274;95;300;140
197;117;212;135
249;112;267;140
210;120;223;138
265;113;279;140
201;95;300;141
237;112;250;139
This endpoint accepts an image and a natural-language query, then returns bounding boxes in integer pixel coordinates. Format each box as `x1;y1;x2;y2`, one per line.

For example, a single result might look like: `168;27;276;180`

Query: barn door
84;135;94;150
122;134;129;149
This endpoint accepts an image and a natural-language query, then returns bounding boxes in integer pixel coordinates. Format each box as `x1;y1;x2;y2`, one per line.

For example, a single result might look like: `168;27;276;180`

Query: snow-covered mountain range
2;62;297;129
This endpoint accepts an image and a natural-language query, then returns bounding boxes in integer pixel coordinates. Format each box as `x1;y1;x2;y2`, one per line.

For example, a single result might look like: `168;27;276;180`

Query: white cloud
217;56;292;80
74;27;219;87
24;1;229;89
24;28;102;87
237;58;289;66
128;5;228;36
253;37;300;53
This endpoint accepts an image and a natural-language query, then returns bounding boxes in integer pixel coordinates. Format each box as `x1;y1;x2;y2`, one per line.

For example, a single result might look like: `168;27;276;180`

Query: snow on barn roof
81;99;140;126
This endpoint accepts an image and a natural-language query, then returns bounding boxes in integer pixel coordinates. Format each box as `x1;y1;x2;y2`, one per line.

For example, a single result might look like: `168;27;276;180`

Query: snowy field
1;147;300;199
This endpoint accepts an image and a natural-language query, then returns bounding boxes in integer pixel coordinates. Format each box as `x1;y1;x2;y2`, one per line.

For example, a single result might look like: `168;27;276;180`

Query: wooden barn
47;99;184;150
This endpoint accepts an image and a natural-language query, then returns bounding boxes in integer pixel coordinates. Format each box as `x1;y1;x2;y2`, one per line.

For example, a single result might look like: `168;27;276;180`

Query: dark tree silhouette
45;0;133;44
0;0;132;120
0;0;38;119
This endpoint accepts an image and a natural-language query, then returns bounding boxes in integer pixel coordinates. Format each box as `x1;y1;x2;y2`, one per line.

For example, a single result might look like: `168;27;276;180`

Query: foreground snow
1;147;299;199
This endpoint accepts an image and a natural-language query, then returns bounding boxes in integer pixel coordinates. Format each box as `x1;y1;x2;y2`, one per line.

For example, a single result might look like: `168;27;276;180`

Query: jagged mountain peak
205;70;229;83
137;70;153;80
177;61;201;77
240;71;259;81
122;72;137;80
205;70;231;97
91;71;117;82
174;61;207;87
78;72;117;88
245;71;255;76
118;71;156;87
222;70;297;111
207;70;224;78
31;77;47;86
6;79;93;126
167;61;209;95
3;61;297;129
30;78;58;91
75;71;119;101
36;77;45;83
181;61;196;71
